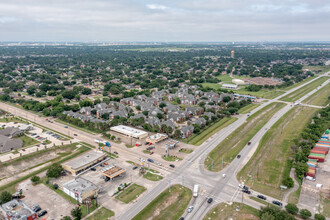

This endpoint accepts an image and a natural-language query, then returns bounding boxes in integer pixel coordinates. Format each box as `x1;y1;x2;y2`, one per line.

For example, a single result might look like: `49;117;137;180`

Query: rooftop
63;177;98;195
63;150;106;170
99;165;126;179
147;133;167;140
110;125;147;137
1;199;35;220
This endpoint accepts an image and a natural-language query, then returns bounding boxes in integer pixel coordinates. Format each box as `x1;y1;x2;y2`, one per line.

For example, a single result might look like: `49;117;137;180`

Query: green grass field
86;207;115;220
143;172;163;181
280;76;329;102
162;155;182;161
116;184;146;204
201;82;222;90
179;148;193;154
20;134;39;147
237;103;260;114
238;106;318;200
235;87;285;99
203;202;259;220
288;184;301;205
303;83;330;106
55;119;98;135
132;185;192;220
304;65;330;74
320;196;330;217
188;117;237;145
216;74;233;82
205;102;285;171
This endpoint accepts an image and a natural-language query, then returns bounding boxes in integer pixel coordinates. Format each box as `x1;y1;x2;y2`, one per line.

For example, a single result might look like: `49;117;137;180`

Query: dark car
237;155;241;159
132;166;138;170
74;134;78;136
257;195;267;200
38;210;47;217
169;164;175;168
242;189;251;194
207;198;213;203
32;205;41;212
114;151;118;155
179;217;184;220
104;177;110;182
145;142;150;145
91;167;96;171
272;200;282;207
248;142;251;145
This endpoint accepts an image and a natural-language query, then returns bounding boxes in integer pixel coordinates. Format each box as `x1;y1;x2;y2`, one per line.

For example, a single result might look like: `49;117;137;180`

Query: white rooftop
64;150;106;170
147;133;167;140
63;177;98;194
111;125;147;137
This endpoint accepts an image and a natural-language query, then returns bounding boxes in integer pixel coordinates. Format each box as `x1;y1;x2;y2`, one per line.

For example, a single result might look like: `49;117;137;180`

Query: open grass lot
280;76;329;102
179;148;193;154
320;196;330;218
203;202;259;220
55;118;98;135
201;82;222;90
288;184;301;204
132;185;192;220
303;83;330;106
0;117;23;123
216;74;233;82
237;103;260;114
86;207;115;220
116;183;146;204
304;65;330;74
235;87;285;99
205;102;285;171
162;155;182;161
19;134;39;147
238;106;318;200
188;117;237;145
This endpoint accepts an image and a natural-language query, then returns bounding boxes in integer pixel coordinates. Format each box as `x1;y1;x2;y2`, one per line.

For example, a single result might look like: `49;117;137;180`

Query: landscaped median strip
205;102;286;171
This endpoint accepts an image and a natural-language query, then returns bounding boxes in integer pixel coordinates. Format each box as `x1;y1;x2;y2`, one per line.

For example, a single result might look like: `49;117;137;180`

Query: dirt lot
244;77;282;86
18;180;75;220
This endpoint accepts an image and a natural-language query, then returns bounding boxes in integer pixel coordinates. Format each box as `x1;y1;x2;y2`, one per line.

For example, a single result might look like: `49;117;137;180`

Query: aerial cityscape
0;1;329;220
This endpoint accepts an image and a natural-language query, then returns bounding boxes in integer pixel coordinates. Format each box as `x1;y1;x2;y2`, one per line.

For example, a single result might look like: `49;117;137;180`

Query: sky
0;0;329;42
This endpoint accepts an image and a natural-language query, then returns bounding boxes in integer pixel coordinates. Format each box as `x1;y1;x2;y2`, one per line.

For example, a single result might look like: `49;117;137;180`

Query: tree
27;86;36;95
81;88;92;95
314;213;326;220
71;207;82;220
159;102;166;108
156;113;163;119
222;96;231;102
300;209;312;219
282;177;294;188
260;212;275;220
0;191;12;204
294;161;308;180
174;129;181;138
30;176;40;184
285;203;299;215
61;216;72;220
62;90;76;100
46;163;63;179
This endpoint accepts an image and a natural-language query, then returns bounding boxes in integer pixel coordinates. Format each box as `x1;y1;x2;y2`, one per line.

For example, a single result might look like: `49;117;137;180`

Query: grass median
116;184;146;203
188;117;237;146
86;207;115;220
237;103;260;114
280;76;329;102
303;83;330;106
132;185;192;220
205;102;285;172
238;106;318;200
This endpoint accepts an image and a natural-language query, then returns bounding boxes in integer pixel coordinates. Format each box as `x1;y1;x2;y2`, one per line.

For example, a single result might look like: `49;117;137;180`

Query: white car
156;162;162;166
187;206;194;213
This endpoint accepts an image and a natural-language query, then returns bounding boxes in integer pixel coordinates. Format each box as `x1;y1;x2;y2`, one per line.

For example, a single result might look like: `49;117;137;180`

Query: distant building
0;135;23;153
62;150;107;176
63;177;99;203
231;50;235;58
146;133;168;144
110;125;148;139
222;84;238;89
0;127;23;138
0;199;37;220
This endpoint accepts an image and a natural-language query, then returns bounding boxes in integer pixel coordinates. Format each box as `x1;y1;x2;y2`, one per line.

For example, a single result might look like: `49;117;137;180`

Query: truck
193;184;199;197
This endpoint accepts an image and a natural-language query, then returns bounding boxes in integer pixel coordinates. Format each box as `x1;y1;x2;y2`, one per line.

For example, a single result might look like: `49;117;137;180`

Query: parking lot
18;179;75;220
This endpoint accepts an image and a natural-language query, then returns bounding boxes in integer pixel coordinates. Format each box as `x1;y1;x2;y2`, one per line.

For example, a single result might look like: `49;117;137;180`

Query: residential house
0;134;23;153
192;118;206;126
0;127;23;138
185;106;203;116
179;125;194;138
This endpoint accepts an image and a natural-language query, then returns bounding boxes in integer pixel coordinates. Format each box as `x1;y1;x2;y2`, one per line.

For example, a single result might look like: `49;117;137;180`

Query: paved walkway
283;168;299;203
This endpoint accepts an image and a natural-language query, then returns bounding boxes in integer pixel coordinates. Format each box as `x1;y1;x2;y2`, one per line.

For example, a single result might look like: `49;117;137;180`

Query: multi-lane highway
0;72;328;220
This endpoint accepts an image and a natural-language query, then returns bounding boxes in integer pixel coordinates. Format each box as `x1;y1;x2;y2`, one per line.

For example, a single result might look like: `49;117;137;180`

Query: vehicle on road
114;151;118;155
242;189;251;194
132;166;138;170
272;200;282;207
179;217;184;220
237;155;241;159
90;167;96;171
156;162;162;166
147;158;154;163
145;142;150;145
38;210;47;217
149;152;154;155
187;206;194;213
22;149;25;151
193;184;199;197
169;164;175;168
207;198;213;203
74;134;78;136
64;126;68;128
257;195;267;200
104;177;110;182
248;142;251;145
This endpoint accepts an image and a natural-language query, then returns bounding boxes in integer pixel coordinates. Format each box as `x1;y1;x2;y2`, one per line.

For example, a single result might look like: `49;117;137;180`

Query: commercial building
0;135;23;154
63;177;99;203
146;133;168;144
99;165;126;181
110;125;148;139
62;150;107;176
0;199;37;220
222;84;238;89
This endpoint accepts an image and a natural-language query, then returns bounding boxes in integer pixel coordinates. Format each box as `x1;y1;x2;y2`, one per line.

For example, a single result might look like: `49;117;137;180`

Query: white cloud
146;4;168;10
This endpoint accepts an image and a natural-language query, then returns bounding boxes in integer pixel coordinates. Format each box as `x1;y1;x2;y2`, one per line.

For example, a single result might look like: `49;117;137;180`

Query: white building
222;84;238;89
110;125;148;139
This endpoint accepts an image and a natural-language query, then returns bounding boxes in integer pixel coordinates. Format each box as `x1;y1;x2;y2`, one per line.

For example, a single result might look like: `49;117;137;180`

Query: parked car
22;149;25;151
38;210;47;217
242;189;251;194
104;177;110;182
272;200;282;207
147;158;154;163
187;206;194;213
207;198;213;203
257;195;267;200
114;151;118;155
169;164;175;168
156;162;162;166
91;167;96;171
74;134;78;136
145;142;150;145
32;205;41;212
150;152;154;155
132;166;138;170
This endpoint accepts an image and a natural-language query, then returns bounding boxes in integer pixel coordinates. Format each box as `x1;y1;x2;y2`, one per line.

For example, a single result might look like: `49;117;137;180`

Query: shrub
300;209;312;219
285;203;299;215
30;176;40;184
53;184;59;189
314;213;325;220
